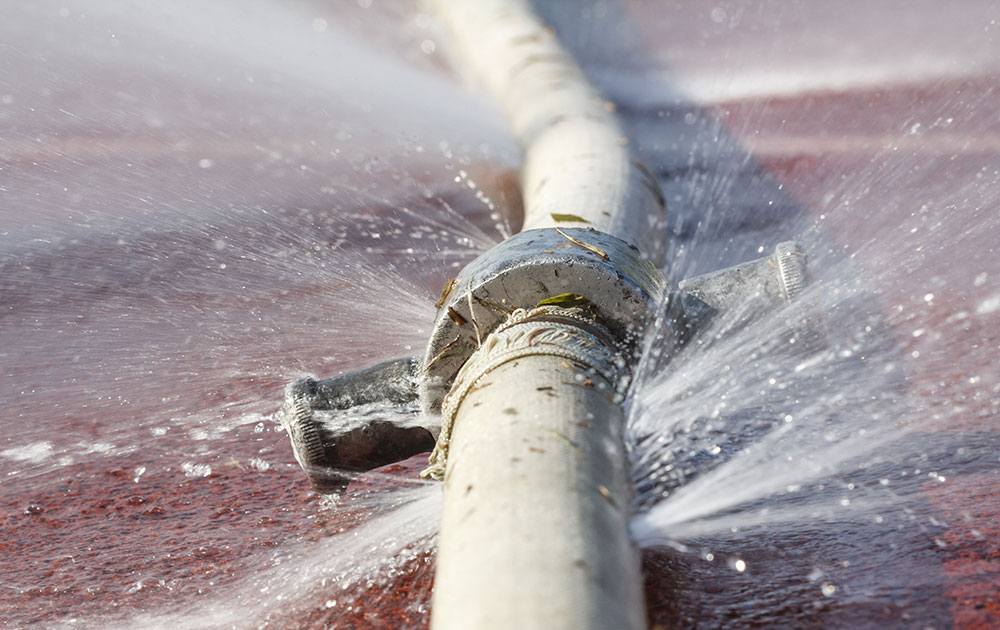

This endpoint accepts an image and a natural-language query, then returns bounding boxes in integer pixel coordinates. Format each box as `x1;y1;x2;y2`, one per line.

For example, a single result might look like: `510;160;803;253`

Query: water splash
3;0;999;628
1;2;508;628
90;486;441;630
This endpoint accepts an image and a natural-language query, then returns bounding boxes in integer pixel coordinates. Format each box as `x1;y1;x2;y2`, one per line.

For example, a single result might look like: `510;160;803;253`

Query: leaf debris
423;337;462;372
435;278;457;309
447;306;467;326
555;227;609;260
467;288;482;346
536;292;587;308
550;212;590;223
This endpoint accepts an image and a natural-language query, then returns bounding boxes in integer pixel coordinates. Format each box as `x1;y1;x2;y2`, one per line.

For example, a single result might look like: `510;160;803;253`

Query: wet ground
2;1;998;628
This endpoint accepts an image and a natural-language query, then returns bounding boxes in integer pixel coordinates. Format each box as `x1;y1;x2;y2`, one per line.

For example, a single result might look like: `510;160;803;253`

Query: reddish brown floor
3;1;998;628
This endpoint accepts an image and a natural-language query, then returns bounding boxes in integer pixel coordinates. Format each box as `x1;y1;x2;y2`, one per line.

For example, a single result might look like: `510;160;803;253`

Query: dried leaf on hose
423;337;462;372
474;295;513;314
435;278;457;309
447;306;467;326
554;227;610;260
550;212;589;224
536;292;587;308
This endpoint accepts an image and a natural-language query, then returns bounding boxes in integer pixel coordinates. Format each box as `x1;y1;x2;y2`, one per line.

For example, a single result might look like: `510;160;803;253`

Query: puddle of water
2;1;998;629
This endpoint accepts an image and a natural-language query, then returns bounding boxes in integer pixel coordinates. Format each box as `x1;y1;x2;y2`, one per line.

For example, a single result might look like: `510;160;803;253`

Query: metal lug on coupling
278;233;825;493
280;357;436;494
280;227;669;492
419;227;668;416
673;240;827;352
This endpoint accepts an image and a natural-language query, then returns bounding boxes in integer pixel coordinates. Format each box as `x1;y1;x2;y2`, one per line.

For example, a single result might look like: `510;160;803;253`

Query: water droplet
249;457;270;472
181;462;212;478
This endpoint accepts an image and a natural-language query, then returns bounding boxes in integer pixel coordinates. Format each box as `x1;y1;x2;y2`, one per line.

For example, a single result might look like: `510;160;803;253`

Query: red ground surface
2;1;998;628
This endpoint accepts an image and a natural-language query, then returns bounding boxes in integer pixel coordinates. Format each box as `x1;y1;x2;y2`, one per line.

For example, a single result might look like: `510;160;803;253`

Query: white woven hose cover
421;305;624;480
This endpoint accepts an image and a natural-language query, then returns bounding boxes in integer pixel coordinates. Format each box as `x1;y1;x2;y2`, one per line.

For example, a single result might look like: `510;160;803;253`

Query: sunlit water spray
4;0;999;628
615;0;1000;558
630;278;914;540
2;1;516;627
97;485;442;630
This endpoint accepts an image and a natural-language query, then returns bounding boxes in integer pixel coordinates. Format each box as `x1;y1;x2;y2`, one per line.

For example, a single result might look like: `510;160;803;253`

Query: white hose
430;0;666;264
430;307;646;630
427;2;659;628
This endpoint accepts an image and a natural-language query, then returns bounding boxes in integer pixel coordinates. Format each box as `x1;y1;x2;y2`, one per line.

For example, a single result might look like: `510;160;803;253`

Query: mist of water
98;486;442;630
3;0;999;628
2;2;513;628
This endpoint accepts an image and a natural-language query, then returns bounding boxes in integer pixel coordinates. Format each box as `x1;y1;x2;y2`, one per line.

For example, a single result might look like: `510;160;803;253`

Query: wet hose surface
2;1;999;629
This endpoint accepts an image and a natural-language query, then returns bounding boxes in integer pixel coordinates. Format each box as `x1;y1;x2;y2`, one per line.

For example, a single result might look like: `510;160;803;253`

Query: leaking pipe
424;1;664;628
428;306;648;630
280;3;823;625
429;0;666;263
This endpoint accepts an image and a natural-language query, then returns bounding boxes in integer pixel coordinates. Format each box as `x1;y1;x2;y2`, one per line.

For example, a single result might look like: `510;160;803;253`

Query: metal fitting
672;240;826;351
281;358;434;493
421;304;627;481
279;233;824;493
420;227;668;416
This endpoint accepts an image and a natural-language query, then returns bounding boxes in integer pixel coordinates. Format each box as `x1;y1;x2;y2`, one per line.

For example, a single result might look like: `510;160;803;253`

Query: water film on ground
2;1;998;628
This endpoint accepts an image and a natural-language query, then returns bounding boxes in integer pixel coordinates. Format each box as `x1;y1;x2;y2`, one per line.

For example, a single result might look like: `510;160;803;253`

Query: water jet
280;2;821;627
3;0;998;627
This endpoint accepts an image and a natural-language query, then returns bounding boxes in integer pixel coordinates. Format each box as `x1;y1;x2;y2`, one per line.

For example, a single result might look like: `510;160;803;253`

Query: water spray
280;1;821;628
